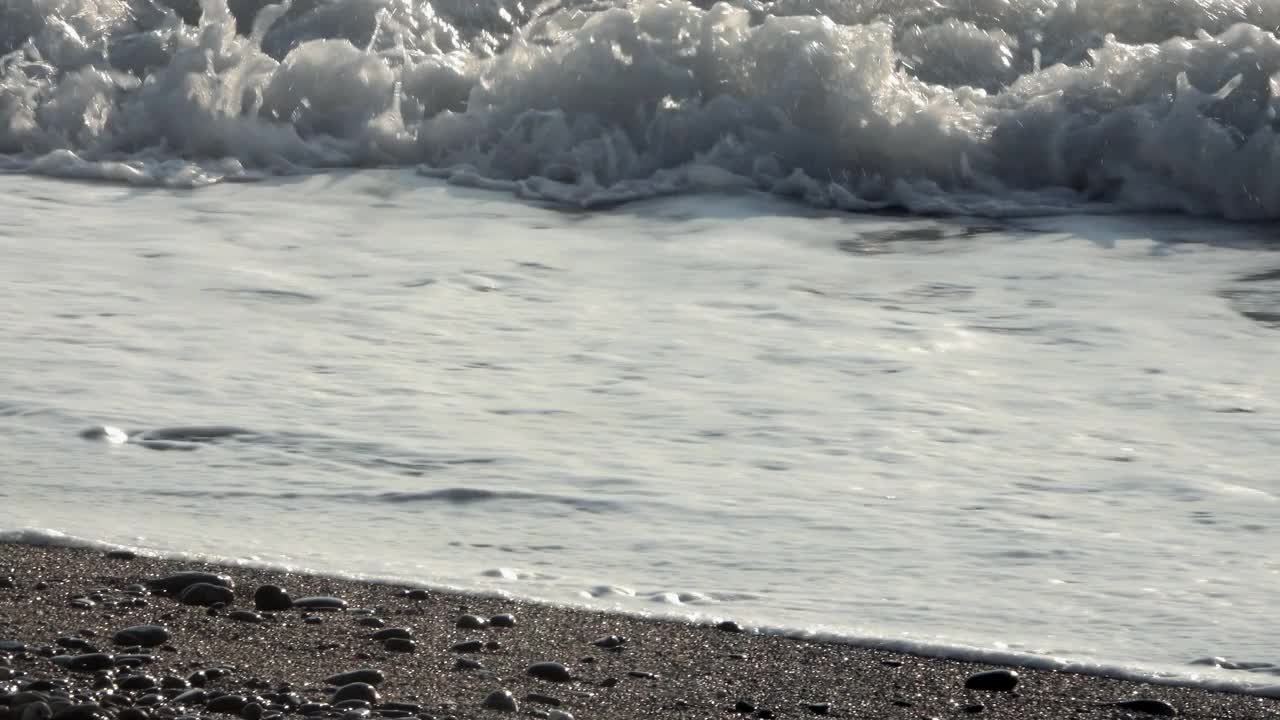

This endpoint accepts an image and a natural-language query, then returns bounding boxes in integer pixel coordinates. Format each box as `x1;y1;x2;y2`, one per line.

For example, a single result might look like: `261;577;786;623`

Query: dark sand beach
0;543;1275;720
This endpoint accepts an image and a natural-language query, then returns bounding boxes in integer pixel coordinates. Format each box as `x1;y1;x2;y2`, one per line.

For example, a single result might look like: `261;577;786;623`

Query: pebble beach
0;543;1275;720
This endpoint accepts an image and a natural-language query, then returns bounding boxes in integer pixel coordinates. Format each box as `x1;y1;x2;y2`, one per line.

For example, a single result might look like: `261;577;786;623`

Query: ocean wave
2;0;1279;218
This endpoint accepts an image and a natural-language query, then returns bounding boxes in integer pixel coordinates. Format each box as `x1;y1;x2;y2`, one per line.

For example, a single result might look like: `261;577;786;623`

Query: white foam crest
2;0;1280;217
3;527;1280;698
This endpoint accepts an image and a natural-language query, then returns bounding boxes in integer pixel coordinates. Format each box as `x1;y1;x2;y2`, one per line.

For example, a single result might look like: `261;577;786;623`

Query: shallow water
1;172;1278;693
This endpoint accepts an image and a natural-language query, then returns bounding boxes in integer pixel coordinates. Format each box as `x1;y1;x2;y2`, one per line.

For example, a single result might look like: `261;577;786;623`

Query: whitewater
2;0;1279;700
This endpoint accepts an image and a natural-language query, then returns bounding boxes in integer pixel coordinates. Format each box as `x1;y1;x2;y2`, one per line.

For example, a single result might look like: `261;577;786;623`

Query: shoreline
1;543;1277;720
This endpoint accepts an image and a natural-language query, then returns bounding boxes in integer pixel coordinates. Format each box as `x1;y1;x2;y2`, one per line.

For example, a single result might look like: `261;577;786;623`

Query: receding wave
2;0;1279;218
142;485;619;511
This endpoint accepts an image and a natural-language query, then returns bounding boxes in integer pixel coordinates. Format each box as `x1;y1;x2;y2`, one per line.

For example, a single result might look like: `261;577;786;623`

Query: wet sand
0;543;1276;720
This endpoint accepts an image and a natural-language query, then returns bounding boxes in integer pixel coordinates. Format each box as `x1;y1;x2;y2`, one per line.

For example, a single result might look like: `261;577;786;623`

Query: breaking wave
3;0;1280;218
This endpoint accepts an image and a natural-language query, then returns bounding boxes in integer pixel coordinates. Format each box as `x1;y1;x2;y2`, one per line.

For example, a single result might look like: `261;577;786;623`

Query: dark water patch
1219;272;1280;330
203;287;321;303
402;278;436;288
137;486;617;513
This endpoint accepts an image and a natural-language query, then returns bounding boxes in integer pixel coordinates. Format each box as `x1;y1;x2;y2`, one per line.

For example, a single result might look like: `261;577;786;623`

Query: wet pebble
356;618;384;628
105;551;137;560
179;584;234;607
481;691;517;713
253;586;292;612
330;684;379;705
523;694;561;707
207;695;249;714
716;620;743;633
733;700;755;713
526;663;572;683
68;600;94;610
0;576;14;589
228;611;263;623
546;712;573;720
456;615;487;630
325;670;384;687
382;639;415;653
240;703;263;720
117;675;157;691
591;636;626;649
118;710;149;720
53;705;109;720
451;641;483;654
292;597;347;611
1111;699;1177;717
370;628;411;641
65;655;115;672
150;572;233;596
21;702;52;720
55;638;94;652
404;590;428;601
453;658;483;671
963;670;1018;692
804;703;830;715
488;614;516;628
112;626;169;648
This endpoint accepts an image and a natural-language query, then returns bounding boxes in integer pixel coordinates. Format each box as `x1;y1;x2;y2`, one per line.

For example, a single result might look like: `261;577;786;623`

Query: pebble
65;654;115;672
68;600;94;610
481;691;517;713
253;586;292;612
733;700;755;713
0;576;14;589
592;636;626;649
207;695;249;714
357;618;385;628
451;641;484;653
179;584;235;607
118;710;149;720
370;629;411;641
627;671;657;680
112;626;169;648
292;597;347;611
526;663;572;683
963;670;1019;692
488;614;516;628
303;617;323;625
173;689;207;705
21;702;52;720
453;658;483;671
1111;699;1178;717
55;638;95;652
804;703;830;715
382;639;415;653
716;620;743;633
524;694;561;707
404;590;428;601
241;703;263;720
53;705;109;720
547;712;573;720
149;572;233;596
105;551;137;560
117;675;157;691
330;683;379;705
456;615;487;630
228;611;264;623
325;670;384;686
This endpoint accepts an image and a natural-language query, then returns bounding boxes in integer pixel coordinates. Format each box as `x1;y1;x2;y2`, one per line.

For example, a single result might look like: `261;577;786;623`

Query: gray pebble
547;712;573;720
357;618;385;628
963;669;1018;692
715;620;742;633
371;628;412;641
456;615;487;630
105;551;137;560
149;572;233;596
228;611;263;623
325;670;384;686
488;614;516;628
526;662;572;683
592;636;626;649
179;584;234;607
292;597;347;611
65;654;114;672
240;703;262;720
206;695;248;714
253;586;292;612
52;705;108;720
112;626;169;648
404;590;428;600
1111;699;1177;717
330;684;379;705
481;691;517;713
523;694;561;707
21;702;52;720
454;658;484;671
451;641;483;653
383;638;415;653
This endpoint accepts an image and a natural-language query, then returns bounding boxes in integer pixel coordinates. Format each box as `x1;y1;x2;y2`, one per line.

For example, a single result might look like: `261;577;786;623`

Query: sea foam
2;0;1280;217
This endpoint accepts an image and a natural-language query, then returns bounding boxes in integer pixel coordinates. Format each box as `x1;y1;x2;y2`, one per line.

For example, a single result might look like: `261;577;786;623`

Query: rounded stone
179;584;235;607
454;658;484;671
382;638;416;653
117;675;157;691
66;654;115;672
1111;699;1177;717
105;551;137;560
451;641;483;653
112;626;169;648
404;590;428;601
324;670;383;687
292;597;347;611
356;618;384;628
481;690;517;713
526;662;572;683
715;620;743;633
253;586;292;612
964;669;1019;692
149;572;233;596
456;615;487;630
548;711;573;720
118;710;150;720
329;683;379;705
488;614;516;628
20;702;52;720
240;703;263;720
228;611;263;623
370;628;411;641
53;705;109;720
206;695;249;714
592;635;626;649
